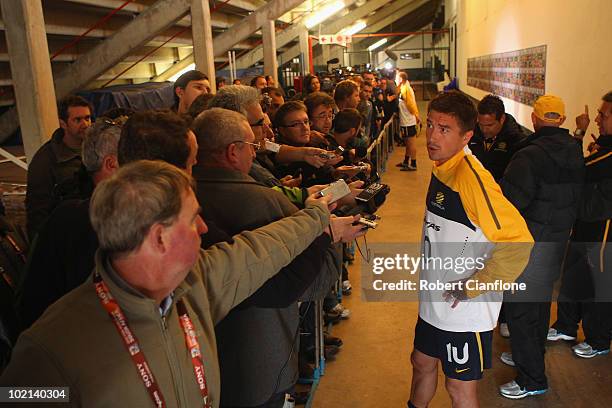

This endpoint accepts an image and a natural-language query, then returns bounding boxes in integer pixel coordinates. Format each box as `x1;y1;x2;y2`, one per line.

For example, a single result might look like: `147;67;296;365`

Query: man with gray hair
191;108;364;407
1;160;343;407
208;85;338;197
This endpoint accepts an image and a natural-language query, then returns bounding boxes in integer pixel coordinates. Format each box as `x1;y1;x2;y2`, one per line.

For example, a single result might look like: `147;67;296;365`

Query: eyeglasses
232;140;260;150
282;120;310;129
249;118;266;127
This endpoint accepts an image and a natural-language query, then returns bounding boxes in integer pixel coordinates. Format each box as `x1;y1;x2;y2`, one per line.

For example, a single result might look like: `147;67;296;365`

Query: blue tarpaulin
77;82;175;117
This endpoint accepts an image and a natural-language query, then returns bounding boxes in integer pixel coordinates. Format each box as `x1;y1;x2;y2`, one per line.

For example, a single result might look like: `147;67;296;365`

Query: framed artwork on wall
467;45;546;106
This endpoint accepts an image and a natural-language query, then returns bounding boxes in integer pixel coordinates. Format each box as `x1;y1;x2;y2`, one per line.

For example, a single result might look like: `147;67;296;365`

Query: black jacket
17;199;96;330
501;126;585;243
574;134;612;242
25;129;84;240
469;113;525;181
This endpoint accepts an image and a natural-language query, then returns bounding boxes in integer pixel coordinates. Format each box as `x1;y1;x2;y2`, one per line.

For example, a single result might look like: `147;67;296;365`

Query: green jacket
0;202;329;407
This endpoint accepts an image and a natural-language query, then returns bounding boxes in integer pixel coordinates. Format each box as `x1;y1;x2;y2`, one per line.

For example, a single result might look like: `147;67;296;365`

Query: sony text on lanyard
93;271;211;408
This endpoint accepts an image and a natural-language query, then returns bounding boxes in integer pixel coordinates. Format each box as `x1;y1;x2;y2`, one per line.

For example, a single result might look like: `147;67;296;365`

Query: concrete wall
451;0;612;134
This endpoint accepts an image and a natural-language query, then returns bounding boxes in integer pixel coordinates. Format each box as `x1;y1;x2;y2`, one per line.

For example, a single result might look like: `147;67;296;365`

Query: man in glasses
273;101;339;187
208;86;334;195
190;107;365;407
305;92;335;136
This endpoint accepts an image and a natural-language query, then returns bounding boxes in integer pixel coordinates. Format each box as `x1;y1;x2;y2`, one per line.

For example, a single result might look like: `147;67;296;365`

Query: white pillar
262;20;278;85
1;0;59;162
299;30;310;75
191;0;216;93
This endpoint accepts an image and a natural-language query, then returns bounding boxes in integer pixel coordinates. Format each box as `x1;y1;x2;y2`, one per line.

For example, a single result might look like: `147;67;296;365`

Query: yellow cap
533;94;565;122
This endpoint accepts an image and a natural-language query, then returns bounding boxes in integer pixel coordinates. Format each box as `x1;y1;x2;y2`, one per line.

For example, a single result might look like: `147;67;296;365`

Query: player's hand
443;278;469;309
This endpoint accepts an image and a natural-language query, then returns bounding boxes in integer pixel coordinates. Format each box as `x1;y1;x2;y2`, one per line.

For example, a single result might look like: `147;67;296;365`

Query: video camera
335;179;390;218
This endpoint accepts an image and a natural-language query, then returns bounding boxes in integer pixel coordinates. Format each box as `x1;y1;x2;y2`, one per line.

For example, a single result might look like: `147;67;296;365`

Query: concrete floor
312;105;612;407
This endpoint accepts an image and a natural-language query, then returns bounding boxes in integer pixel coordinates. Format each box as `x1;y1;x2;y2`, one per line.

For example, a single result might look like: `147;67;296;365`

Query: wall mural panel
467;45;546;106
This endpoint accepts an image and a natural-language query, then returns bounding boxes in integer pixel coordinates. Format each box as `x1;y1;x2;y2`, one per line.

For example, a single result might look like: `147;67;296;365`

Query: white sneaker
572;342;610;359
500;351;515;367
499;323;510;338
499;380;547;399
331;303;351;319
547;328;576;341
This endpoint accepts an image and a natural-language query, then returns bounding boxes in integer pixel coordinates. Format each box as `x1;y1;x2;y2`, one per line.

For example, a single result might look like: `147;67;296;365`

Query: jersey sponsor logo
425;220;441;231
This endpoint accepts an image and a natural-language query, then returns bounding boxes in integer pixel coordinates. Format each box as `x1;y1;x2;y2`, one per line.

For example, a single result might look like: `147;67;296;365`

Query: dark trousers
583;302;612;349
552;301;582;337
506;300;551;390
553;241;612;350
505;241;565;390
498;303;507;324
556;300;612;350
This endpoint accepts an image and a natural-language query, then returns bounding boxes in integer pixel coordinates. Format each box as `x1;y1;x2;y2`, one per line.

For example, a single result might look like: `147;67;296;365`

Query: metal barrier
302;118;399;406
366;113;398;176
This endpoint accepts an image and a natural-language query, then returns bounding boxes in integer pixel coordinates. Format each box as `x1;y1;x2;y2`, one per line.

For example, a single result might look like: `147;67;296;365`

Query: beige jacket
0;202;329;407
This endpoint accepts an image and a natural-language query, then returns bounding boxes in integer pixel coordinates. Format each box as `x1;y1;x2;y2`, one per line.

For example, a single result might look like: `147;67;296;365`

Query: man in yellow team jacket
408;91;533;408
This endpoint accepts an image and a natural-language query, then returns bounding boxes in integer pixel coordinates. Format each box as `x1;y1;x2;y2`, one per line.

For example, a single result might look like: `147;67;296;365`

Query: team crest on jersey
430;191;446;211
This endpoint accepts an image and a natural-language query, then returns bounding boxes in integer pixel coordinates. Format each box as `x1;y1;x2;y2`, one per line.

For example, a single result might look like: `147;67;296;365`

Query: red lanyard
93;271;210;407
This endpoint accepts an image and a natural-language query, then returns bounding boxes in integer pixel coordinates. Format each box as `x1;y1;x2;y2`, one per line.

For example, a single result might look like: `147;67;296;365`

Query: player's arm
459;158;534;298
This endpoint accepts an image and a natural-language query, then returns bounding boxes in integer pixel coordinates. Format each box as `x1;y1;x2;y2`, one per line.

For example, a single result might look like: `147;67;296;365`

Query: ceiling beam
54;0;191;98
278;0;430;62
235;0;382;69
152;0;305;81
278;0;418;64
63;0;266;14
352;0;430;46
213;0;305;57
